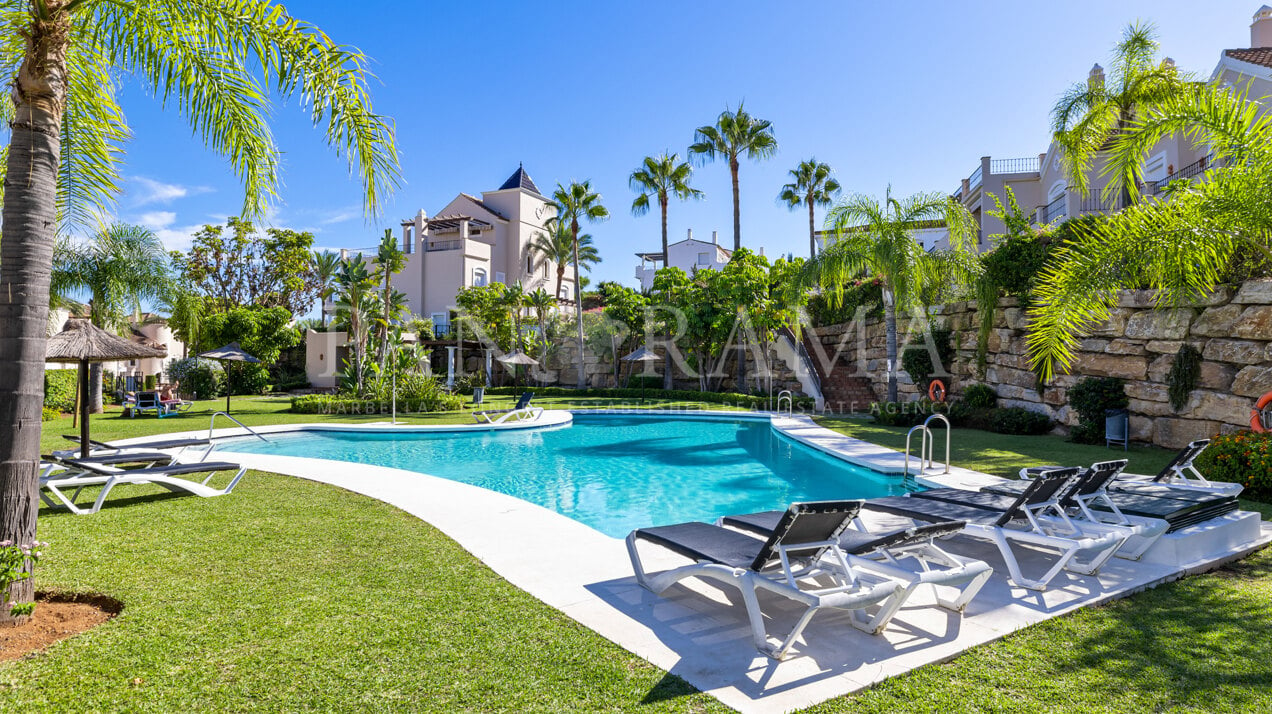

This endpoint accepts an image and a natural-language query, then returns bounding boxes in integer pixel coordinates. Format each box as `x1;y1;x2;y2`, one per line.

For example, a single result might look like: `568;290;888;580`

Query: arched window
526;254;534;274
558;284;570;300
472;267;487;287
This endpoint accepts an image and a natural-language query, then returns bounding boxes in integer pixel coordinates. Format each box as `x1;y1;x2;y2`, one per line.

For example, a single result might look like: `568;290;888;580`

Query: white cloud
128;176;212;207
137;211;176;230
152;224;206;253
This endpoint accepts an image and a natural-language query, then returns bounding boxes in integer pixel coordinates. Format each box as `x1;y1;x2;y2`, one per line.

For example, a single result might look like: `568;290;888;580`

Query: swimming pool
217;414;912;537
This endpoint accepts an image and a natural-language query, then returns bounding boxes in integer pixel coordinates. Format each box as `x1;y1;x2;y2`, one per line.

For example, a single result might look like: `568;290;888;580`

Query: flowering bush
1194;430;1272;502
0;539;46;617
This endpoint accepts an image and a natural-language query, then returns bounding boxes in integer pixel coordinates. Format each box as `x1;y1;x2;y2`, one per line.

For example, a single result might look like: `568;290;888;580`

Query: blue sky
109;0;1255;297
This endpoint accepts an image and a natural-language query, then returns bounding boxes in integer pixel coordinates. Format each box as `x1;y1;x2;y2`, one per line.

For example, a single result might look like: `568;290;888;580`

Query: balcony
1078;194;1118;215
1147;154;1215;195
426;239;463;252
1036;194;1067;224
989;157;1040;174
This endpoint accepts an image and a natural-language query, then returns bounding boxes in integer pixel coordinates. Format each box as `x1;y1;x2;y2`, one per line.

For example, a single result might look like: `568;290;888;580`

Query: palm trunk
88;362;104;413
883;287;898;402
571;221;586;389
807;197;817;259
660;195;672;391
729;157;741;251
555;265;565;302
0;9;71;622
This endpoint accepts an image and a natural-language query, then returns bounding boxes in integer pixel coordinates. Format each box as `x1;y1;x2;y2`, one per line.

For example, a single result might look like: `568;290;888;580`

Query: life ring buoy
1251;391;1272;432
928;379;947;403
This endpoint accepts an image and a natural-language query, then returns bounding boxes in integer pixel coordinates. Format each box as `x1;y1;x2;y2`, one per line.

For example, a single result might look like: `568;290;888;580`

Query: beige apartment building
634;229;732;292
943;5;1272;249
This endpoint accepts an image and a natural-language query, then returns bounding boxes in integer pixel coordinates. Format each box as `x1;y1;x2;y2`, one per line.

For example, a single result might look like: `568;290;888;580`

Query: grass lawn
12;400;1271;711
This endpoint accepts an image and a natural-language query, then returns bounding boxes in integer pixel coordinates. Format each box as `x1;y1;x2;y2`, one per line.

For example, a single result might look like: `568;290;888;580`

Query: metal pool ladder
209;411;270;443
776;390;794;416
904;413;951;479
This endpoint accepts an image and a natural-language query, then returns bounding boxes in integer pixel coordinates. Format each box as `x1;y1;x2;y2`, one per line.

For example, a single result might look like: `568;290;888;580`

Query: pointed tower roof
497;163;541;195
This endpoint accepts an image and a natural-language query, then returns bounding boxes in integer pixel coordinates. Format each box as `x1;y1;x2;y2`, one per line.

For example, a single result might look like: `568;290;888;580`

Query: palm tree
335;255;376;395
689;103;777;251
313;250;342;328
0;2;399;617
779;160;841;259
1051;22;1189;207
801;189;980;401
51;223;173;413
374;229;407;371
1030;83;1272;381
550;181;609;389
529;222;600;301
526;288;554;364
629;152;703;261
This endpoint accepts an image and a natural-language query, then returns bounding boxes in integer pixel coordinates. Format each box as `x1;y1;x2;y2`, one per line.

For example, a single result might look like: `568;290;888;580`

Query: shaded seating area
627;501;908;659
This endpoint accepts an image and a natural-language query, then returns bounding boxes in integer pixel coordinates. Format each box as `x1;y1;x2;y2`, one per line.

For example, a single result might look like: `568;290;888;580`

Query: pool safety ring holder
928;379;947;403
1252;391;1272;433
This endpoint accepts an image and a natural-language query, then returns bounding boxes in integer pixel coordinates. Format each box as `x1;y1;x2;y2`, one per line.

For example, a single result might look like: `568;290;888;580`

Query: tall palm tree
51;223;173;413
1052;22;1189;207
629;152;703;261
0;2;399;614
313;250;342;328
529;222;599;300
550;181;609;389
374;229;407;371
1030;83;1272;381
525;287;554;360
689;103;777;251
801;189;980;401
779;160;841;258
335;255;376;396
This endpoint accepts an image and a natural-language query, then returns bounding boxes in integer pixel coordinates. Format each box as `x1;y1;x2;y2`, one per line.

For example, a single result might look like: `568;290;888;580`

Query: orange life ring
928;379;947;403
1252;391;1272;432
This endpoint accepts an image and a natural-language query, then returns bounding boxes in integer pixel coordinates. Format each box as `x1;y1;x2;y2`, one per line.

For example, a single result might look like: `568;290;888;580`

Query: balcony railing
1078;195;1118;215
426;239;463;252
989;157;1041;174
967;165;983;192
1040;194;1067;223
1147;154;1215;195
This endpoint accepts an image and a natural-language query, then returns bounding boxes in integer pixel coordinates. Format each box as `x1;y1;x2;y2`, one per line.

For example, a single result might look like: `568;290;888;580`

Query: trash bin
472;386;484;405
1105;408;1129;451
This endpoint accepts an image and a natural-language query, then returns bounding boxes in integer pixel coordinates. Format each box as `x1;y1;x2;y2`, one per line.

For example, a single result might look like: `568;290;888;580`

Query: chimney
712;230;718;244
687;228;693;242
1254;5;1272;47
415;209;427;253
339;248;348;261
400;220;413;253
1088;63;1105;90
759;247;765;257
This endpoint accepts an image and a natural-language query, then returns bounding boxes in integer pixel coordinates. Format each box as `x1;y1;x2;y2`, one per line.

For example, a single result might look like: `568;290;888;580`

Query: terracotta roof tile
1225;47;1272;69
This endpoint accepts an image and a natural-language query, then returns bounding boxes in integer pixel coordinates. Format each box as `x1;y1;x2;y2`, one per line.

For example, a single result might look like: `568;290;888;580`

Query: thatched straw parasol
197;342;261;414
46;318;167;458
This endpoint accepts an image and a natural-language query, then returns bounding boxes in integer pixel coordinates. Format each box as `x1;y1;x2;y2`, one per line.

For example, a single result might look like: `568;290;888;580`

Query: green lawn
12;401;1271;711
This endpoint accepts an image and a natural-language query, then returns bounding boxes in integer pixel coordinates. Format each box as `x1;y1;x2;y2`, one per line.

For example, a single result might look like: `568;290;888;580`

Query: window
697;252;710;265
495;271;506;284
470;229;481;237
558;284;570;300
526;255;533;274
543;261;549;277
472;267;487;287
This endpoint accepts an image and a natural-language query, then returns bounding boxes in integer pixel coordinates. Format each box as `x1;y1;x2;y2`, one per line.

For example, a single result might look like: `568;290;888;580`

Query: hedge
1194;430;1272;501
482;386;817;411
290;392;465;415
44;370;77;412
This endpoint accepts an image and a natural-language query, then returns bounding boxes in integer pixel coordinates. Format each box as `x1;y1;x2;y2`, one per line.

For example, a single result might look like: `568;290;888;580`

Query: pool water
218;414;911;537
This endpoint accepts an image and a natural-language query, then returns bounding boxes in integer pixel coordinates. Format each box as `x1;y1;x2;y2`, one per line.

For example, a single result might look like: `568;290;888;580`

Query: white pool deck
131;410;1272;714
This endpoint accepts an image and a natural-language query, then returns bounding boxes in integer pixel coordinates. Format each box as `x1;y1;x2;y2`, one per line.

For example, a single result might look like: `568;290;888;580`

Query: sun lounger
61;435;214;461
1111;440;1242;496
920;458;1160;560
473;391;542;424
627;500;907;659
865;469;1127;591
40;457;247;515
719;511;993;618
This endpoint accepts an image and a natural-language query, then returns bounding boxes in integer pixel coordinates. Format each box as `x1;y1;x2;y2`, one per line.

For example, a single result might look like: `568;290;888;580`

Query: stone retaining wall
812;279;1272;448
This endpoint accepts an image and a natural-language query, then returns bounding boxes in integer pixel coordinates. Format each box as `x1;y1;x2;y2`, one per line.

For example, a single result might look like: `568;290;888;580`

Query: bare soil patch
0;592;121;662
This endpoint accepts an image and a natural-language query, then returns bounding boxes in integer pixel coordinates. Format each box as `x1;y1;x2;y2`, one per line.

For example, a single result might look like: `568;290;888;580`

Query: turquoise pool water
218;414;911;537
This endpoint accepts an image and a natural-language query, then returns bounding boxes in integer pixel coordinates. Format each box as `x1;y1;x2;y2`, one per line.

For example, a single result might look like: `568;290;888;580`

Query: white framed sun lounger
41;459;247;515
1114;439;1242;496
473;392;541;424
628;501;906;660
868;469;1127;591
719;512;993;616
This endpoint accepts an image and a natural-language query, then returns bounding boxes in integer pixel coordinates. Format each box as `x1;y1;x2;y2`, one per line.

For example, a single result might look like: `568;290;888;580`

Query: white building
634;229;732;292
378;165;569;334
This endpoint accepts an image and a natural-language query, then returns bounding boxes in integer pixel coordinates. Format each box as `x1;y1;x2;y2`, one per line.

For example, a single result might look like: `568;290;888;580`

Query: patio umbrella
497;349;539;387
620;345;661;387
197;342;261;414
46;318;167;458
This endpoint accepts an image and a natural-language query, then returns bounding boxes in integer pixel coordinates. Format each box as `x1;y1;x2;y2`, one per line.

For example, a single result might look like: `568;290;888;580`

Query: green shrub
169;358;224;400
1194;430;1272;501
981;233;1052;303
41;406;59;422
227;363;273;395
901;327;954;391
869;399;947;427
290;391;465;415
626;375;663;390
143;374;157;391
961;383;997;410
989;407;1052;435
1167;343;1202;411
806;279;883;326
1068;377;1128;444
948;403;993;430
43;370;77;412
481;385;817;411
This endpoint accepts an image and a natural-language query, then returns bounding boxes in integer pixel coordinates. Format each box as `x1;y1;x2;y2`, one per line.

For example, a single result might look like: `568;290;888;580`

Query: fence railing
967;165;983;192
1148;154;1215;195
989;157;1041;174
426;239;463;252
1039;194;1067;223
1078;195;1118;215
